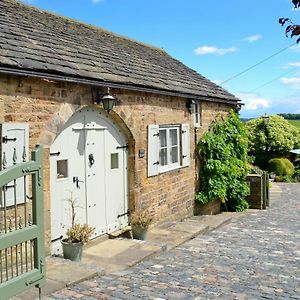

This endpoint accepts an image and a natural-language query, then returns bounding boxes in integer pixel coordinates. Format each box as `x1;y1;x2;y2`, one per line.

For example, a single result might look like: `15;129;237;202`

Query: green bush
246;115;300;169
196;111;250;212
268;158;294;176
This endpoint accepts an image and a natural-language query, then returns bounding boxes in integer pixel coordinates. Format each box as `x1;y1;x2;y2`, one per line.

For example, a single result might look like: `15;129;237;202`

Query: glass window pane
57;160;68;179
111;153;119;169
195;102;199;114
159;129;167;148
170;129;178;146
195;113;200;125
170;147;179;163
159;148;168;166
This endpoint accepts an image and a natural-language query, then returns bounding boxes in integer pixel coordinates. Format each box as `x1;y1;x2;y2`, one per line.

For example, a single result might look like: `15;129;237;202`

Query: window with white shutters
148;123;190;177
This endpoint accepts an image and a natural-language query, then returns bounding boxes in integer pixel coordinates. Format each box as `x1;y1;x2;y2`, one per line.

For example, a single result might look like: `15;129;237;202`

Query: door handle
88;153;95;166
73;176;84;188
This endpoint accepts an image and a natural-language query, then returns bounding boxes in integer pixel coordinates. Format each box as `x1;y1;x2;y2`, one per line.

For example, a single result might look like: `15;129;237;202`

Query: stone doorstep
147;223;210;251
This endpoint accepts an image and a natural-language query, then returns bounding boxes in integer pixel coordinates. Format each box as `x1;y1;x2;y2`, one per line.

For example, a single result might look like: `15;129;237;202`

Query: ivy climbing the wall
196;111;250;212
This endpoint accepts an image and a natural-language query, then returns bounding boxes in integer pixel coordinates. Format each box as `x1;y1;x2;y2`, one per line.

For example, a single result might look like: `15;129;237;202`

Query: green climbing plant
196;111;250;212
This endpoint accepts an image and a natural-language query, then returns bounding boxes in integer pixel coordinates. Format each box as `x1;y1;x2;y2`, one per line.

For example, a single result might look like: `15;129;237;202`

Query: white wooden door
50;112;87;254
105;124;128;233
84;112;107;236
50;107;128;255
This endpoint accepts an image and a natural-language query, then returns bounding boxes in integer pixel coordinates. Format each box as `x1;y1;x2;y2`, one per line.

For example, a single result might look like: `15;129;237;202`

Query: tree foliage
268;158;295;176
279;0;300;43
196;111;250;212
246;115;300;168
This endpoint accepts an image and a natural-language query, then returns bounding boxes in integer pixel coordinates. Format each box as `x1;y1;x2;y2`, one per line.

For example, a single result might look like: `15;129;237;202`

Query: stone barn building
0;0;241;254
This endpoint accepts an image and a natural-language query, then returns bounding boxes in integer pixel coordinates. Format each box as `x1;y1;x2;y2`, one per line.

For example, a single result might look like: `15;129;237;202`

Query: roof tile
0;0;240;103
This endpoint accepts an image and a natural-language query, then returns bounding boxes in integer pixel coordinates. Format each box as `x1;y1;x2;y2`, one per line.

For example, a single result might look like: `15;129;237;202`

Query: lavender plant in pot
130;210;152;240
61;193;94;262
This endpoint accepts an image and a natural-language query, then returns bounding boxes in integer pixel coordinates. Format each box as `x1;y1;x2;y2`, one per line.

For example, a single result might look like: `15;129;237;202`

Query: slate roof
0;0;240;104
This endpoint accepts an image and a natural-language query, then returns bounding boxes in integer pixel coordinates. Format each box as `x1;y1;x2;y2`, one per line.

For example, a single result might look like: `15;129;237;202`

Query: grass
288;119;300;128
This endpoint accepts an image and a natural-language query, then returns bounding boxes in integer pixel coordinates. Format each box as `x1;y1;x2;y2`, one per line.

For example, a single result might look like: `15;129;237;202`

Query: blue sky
21;0;300;118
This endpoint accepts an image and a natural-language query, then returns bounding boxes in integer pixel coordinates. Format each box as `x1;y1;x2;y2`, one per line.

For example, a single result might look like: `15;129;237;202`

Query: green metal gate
0;145;45;299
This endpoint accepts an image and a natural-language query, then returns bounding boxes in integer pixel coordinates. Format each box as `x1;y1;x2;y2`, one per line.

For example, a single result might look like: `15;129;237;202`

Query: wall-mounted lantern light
235;103;242;113
96;87;116;113
262;113;269;126
186;99;195;114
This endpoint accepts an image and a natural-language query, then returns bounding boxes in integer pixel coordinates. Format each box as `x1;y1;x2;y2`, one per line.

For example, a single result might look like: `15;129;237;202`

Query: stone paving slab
47;183;300;300
13;199;257;299
13;256;102;300
147;222;209;251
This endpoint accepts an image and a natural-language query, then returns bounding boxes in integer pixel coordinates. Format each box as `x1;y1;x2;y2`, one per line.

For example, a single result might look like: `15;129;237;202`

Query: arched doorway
50;107;128;254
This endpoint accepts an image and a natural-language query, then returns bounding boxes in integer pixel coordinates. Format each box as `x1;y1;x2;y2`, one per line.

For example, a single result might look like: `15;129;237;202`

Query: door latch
73;176;84;188
88;153;95;166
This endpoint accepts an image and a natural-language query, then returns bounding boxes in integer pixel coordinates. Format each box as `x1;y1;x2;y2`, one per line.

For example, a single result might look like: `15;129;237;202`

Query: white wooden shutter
148;124;159;177
181;124;190;167
1;123;29;206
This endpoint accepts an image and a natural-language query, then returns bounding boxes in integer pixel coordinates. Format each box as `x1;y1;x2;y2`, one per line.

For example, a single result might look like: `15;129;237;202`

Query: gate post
31;145;45;289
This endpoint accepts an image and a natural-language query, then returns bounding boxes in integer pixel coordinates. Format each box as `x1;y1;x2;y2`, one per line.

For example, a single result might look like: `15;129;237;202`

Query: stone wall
246;174;264;209
0;74;234;253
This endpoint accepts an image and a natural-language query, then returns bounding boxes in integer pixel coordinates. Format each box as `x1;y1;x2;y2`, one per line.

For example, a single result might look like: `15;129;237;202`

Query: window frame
194;101;201;127
147;123;190;177
158;125;181;173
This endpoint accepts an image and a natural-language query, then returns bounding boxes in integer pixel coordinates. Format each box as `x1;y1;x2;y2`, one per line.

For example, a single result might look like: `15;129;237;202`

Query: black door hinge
50;152;60;156
116;145;128;149
117;210;130;218
2;136;17;143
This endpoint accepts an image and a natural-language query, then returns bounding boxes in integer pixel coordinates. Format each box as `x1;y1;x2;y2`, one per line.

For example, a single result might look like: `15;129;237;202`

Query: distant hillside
278;113;300;120
240;118;252;123
240;114;300;124
277;113;300;128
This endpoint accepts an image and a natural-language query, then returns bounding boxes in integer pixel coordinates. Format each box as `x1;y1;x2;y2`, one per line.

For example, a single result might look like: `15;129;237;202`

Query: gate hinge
25;274;44;286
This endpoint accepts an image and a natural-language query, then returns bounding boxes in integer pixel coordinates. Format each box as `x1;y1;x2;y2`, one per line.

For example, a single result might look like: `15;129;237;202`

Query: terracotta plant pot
131;225;148;240
61;240;83;262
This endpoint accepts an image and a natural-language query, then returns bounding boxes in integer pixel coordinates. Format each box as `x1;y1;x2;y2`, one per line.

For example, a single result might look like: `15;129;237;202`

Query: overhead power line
220;42;297;85
249;67;298;93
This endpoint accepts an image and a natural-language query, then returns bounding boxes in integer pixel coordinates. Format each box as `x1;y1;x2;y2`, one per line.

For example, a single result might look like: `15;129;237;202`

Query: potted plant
130;209;152;240
61;193;94;262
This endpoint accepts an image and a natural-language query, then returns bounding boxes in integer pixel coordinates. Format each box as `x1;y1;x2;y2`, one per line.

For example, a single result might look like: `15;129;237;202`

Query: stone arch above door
38;104;134;148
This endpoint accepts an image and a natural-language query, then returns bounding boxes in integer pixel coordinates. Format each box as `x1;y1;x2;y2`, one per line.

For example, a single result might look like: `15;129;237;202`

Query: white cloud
290;44;300;52
194;46;238;56
211;79;222;85
287;62;300;67
281;76;300;89
237;93;271;111
243;35;263;43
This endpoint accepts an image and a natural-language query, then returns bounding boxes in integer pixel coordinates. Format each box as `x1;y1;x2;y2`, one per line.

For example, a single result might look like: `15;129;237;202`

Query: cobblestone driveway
50;184;300;299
